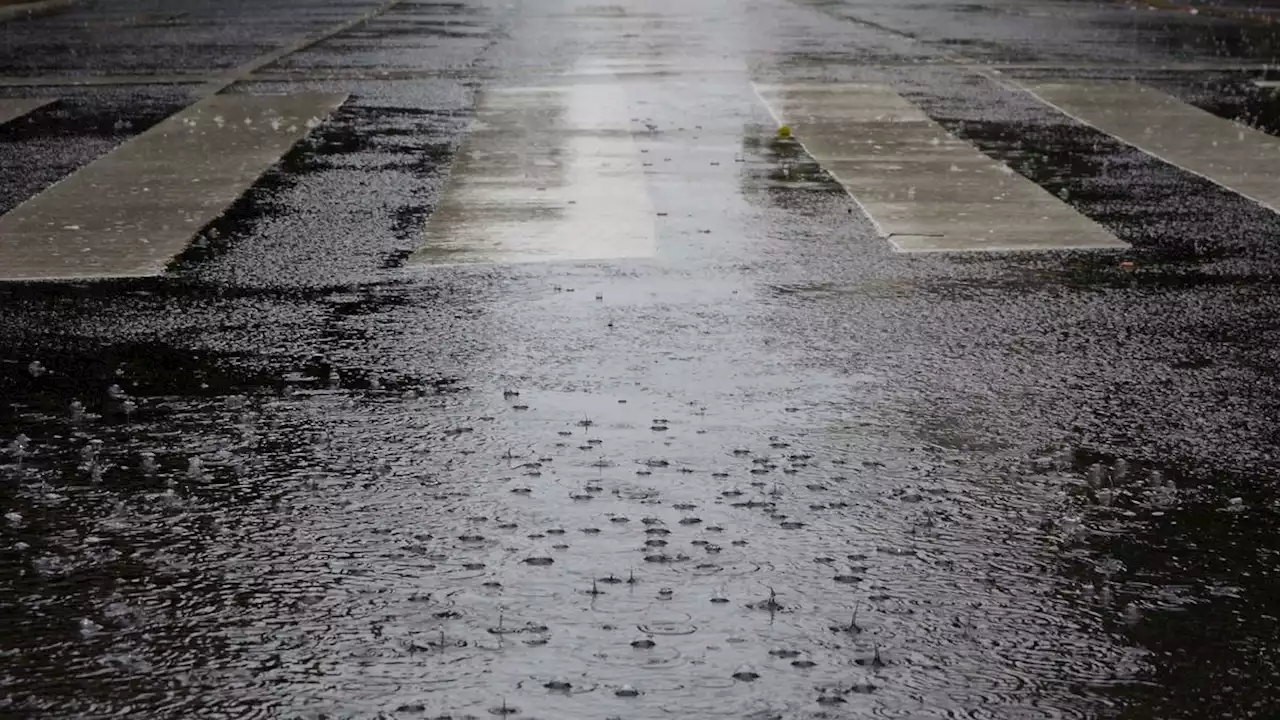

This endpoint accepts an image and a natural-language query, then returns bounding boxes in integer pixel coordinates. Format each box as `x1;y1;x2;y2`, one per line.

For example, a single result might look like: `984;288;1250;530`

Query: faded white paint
411;62;656;265
0;98;53;127
752;82;1128;252
1024;81;1280;214
0;93;347;281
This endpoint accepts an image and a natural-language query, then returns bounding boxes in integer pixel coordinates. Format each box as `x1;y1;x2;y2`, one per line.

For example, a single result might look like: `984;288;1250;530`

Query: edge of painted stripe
1010;78;1280;217
0;98;54;125
752;81;1127;253
749;81;889;240
0;0;74;23
0;92;349;282
887;238;1130;253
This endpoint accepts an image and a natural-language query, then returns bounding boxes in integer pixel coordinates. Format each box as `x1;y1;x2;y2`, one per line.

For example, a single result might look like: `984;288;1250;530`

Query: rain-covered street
3;0;1280;717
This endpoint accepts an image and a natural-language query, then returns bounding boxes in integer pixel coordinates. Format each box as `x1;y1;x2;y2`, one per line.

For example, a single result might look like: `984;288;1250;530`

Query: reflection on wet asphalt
4;0;1280;717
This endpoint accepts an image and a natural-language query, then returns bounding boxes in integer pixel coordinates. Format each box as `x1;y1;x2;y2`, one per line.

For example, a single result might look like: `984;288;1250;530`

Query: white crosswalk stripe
410;60;657;266
0;93;347;282
1022;80;1280;216
752;82;1129;253
0;98;53;127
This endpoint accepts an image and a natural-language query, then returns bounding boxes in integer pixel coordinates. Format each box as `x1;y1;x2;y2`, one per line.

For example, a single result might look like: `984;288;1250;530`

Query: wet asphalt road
4;0;1280;718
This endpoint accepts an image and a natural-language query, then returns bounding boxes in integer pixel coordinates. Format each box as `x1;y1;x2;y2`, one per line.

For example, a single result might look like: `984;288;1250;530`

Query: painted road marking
0;93;347;282
1254;80;1280;88
411;63;656;265
752;83;1127;252
0;98;53;126
1023;81;1280;214
0;76;205;88
198;0;406;96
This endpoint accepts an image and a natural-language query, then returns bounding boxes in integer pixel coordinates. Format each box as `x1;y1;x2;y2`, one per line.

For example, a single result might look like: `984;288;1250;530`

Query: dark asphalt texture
3;0;1280;718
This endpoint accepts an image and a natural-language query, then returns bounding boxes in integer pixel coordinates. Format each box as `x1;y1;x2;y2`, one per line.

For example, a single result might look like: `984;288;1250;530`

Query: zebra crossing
752;82;1128;253
1021;81;1280;215
410;64;657;267
0;93;347;281
0;77;1276;281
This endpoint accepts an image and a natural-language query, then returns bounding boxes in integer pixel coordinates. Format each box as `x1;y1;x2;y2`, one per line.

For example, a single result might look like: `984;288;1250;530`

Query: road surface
2;0;1280;717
